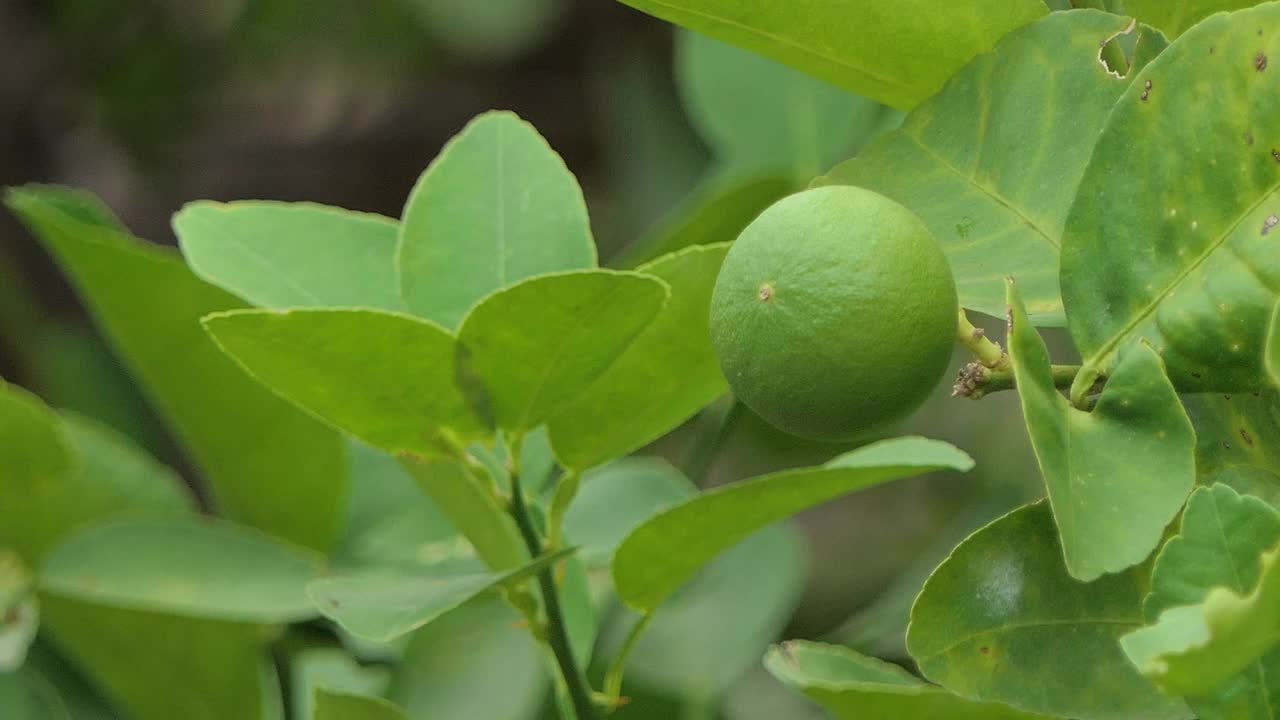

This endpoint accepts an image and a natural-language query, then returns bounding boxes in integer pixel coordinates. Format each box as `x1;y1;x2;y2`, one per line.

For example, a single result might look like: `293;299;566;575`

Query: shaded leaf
819;12;1167;325
40;597;279;720
399;456;525;571
1134;484;1280;718
175;201;404;312
5;185;346;551
764;640;1054;720
615;0;1047;111
291;648;390;720
40;518;326;623
676;30;886;178
309;548;573;641
907;502;1189;720
314;689;409;720
398;111;595;329
202;308;486;454
455;270;668;435
562;457;696;566
1184;390;1280;507
612;174;792;269
0;551;37;671
549;246;728;468
0;383;191;564
613;436;972;612
0;669;68;720
1062;4;1280;396
1007;280;1194;580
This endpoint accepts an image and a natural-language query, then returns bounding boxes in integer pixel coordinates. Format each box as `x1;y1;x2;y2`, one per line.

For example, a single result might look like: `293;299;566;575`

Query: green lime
709;186;957;441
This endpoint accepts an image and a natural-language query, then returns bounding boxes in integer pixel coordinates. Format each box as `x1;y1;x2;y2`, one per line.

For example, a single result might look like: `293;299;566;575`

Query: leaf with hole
1007;279;1195;580
175;201;405;312
397;111;595;329
907;502;1190;720
819;11;1167;325
615;0;1046;111
5;185;346;551
612;436;972;612
1062;4;1280;396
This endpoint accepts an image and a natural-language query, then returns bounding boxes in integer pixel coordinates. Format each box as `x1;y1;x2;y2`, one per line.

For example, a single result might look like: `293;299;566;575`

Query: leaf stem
602;611;655;709
955;310;1010;370
953;362;1102;399
508;468;598;720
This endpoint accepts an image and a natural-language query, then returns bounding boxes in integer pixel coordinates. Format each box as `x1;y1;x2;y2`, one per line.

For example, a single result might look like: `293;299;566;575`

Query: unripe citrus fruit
709;186;957;441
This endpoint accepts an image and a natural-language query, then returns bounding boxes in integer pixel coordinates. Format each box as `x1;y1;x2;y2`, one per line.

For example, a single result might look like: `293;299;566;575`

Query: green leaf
1062;3;1280;396
39;518;326;623
1268;299;1280;388
1185;390;1280;508
675;30;886;178
5;185;346;551
291;648;390;720
40;597;278;720
907;502;1189;720
387;599;546;719
613;436;972;612
562;457;697;566
397;111;595;329
399;456;525;571
313;689;409;720
1123;1;1261;38
1132;483;1280;717
0;383;191;564
0;669;68;720
608;524;806;697
615;0;1047;111
818;11;1167;325
202;308;486;454
309;548;574;642
764;641;1054;720
174;201;405;312
1007;280;1194;580
0;551;37;671
455;270;669;435
548;246;728;469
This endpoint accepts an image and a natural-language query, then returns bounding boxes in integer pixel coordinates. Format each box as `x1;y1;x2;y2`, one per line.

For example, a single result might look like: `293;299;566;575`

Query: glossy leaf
0;383;191;563
562;457;696;566
819;12;1167;325
613;436;972;612
5;185;346;551
608;524;806;697
314;689;409;720
40;518;326;623
1133;484;1280;717
676;30;886;177
1062;3;1280;395
455;270;668;435
40;597;278;720
309;548;573;641
175;201;404;312
397;111;595;329
613;174;793;269
1007;280;1194;580
202;308;486;454
615;0;1047;111
548;246;728;469
1124;1;1260;38
764;641;1054;720
907;502;1189;720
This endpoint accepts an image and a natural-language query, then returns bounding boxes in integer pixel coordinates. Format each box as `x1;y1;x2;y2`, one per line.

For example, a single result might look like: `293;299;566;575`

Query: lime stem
955;310;1010;370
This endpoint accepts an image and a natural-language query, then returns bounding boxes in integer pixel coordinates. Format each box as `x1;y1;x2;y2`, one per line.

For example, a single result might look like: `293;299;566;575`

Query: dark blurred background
0;1;1048;717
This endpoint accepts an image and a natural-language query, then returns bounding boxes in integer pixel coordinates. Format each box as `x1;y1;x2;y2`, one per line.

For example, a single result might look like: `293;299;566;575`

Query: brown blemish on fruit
1241;428;1254;446
1246;131;1256;146
1272;148;1280;163
757;283;773;302
1223;440;1233;450
979;646;991;655
1257;51;1269;71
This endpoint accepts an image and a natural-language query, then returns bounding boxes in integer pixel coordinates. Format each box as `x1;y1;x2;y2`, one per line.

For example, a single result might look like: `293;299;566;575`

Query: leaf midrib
916;616;1138;662
1083;179;1280;371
